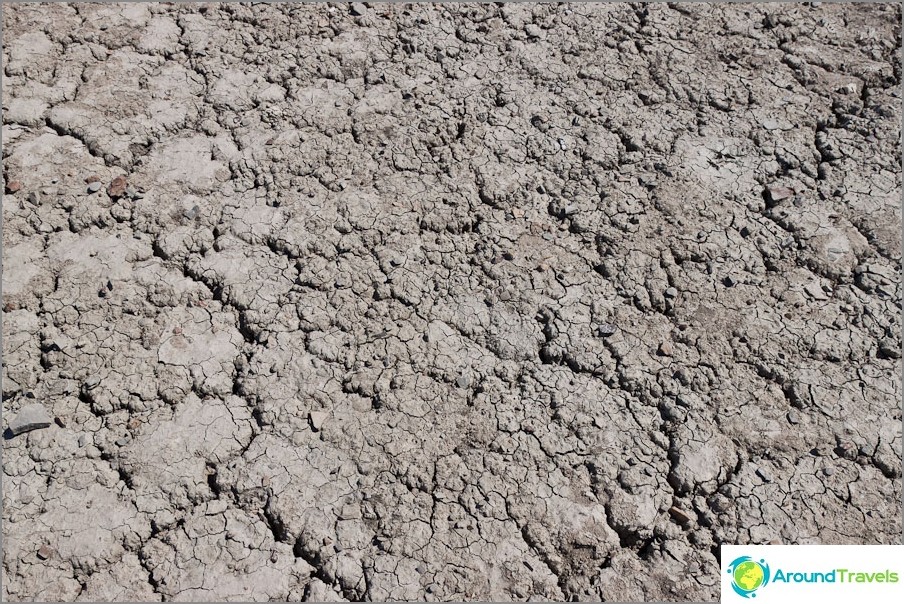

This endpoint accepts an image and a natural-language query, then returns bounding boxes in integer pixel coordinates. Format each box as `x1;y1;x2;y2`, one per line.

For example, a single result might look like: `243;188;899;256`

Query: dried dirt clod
878;338;901;359
85;174;101;184
5;180;23;194
107;175;128;198
309;411;329;432
7;404;53;436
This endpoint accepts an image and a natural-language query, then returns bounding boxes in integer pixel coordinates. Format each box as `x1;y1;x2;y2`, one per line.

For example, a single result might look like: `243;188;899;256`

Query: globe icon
733;560;765;592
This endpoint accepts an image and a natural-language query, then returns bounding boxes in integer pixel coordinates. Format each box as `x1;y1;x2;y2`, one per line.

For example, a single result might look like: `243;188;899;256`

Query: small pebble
658;341;674;356
107;175;128;198
756;467;772;483
78;434;88;447
455;375;471;389
596;324;618;337
84;375;101;390
87;181;102;194
664;287;678;299
787;410;800;424
349;2;367;16
5;180;22;194
183;205;200;220
36;545;54;561
823;467;834;476
115;437;130;447
668;506;693;525
766;185;794;203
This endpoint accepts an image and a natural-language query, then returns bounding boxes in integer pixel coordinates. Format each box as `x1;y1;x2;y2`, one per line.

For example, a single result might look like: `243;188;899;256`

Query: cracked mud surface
2;2;901;601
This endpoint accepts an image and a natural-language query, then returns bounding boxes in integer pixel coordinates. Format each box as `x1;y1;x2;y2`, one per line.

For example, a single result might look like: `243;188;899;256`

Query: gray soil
2;2;901;601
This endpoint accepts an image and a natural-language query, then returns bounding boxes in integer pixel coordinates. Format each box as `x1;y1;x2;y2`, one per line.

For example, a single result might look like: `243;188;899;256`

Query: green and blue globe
728;556;771;598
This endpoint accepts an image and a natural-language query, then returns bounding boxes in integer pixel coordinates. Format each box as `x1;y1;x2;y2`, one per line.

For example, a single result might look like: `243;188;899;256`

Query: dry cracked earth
1;2;902;602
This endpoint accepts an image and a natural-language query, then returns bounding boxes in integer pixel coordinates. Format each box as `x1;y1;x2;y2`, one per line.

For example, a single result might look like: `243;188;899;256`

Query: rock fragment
668;505;694;525
595;324;617;337
36;545;54;561
455;374;471;389
349;3;367;16
5;180;22;194
658;341;674;356
87;181;102;194
182;205;200;220
664;287;678;299
7;404;53;436
107;175;128;198
766;185;794;204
